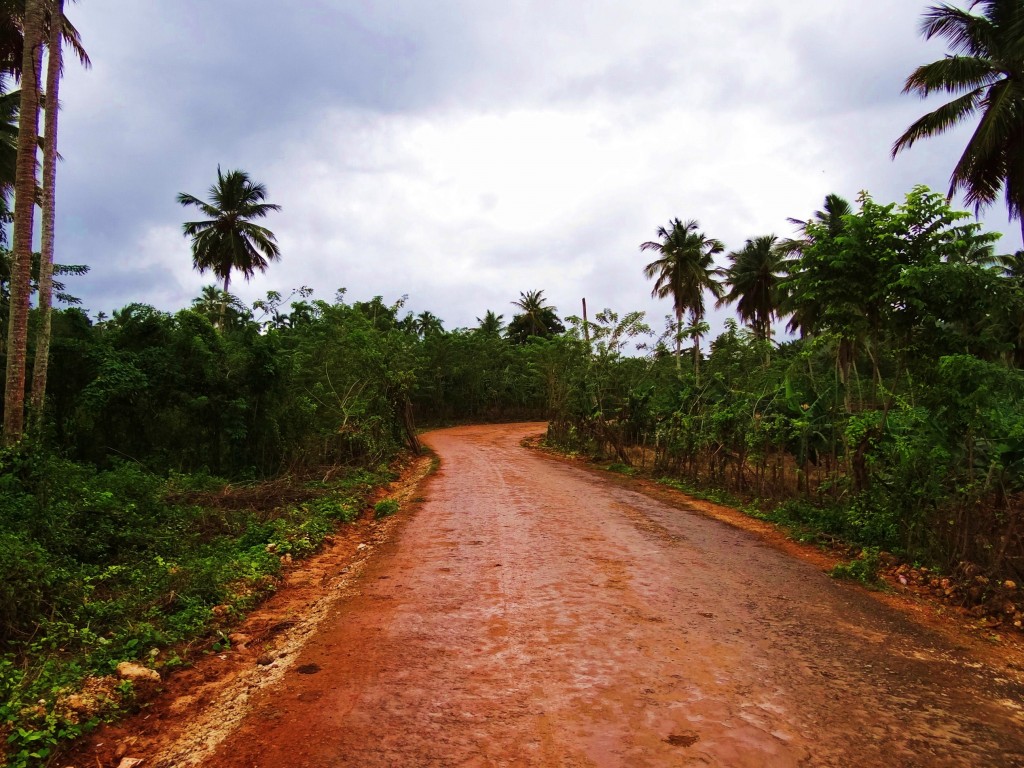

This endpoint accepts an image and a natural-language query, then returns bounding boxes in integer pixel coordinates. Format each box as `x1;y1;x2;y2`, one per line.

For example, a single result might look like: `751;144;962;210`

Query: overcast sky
52;0;1020;338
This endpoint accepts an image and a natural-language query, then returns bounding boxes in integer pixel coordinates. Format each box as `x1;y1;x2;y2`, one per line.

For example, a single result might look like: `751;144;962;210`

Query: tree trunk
674;308;682;374
581;297;590;352
219;272;231;328
4;0;45;445
30;0;63;433
693;332;701;383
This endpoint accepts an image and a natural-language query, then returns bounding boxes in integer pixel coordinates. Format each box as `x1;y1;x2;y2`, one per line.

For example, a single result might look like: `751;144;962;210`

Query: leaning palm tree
893;0;1024;241
178;167;282;311
640;218;724;375
717;234;786;348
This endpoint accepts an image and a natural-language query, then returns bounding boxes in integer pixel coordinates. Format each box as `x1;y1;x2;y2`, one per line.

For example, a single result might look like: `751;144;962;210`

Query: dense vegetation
547;189;1024;590
0;287;551;765
2;0;1024;765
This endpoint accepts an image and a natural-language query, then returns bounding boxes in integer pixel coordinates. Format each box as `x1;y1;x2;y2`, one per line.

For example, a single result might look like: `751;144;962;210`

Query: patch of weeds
374;499;400;519
0;457;398;768
656;477;740;507
606;463;636;476
830;547;885;588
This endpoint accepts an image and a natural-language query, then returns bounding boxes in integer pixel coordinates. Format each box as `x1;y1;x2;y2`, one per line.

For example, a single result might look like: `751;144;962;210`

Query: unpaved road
198;423;1024;767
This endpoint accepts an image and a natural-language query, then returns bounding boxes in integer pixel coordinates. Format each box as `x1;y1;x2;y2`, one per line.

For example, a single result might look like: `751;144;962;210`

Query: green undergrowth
0;446;395;768
373;498;400;519
829;547;886;587
654;475;903;560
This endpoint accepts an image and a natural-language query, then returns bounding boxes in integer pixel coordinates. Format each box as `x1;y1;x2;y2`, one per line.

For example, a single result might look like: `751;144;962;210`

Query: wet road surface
206;423;1024;767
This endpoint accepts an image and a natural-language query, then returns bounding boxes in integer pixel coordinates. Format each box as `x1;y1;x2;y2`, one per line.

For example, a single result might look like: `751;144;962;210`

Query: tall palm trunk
30;0;63;432
219;271;231;328
4;0;44;445
674;307;682;373
692;329;701;383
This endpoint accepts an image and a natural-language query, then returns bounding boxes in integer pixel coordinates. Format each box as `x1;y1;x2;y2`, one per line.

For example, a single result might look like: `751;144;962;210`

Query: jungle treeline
2;184;1024;765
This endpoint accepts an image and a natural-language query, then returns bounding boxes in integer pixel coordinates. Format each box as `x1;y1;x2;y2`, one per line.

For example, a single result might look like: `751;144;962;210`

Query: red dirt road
196;423;1024;767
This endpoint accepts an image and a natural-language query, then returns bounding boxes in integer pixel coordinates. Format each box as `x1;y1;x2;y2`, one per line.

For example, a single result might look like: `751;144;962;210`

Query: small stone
280;553;293;565
115;662;160;684
1004;580;1017;591
228;633;250;648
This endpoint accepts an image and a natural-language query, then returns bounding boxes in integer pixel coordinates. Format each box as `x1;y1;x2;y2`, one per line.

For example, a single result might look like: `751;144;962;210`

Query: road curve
207;423;1024;767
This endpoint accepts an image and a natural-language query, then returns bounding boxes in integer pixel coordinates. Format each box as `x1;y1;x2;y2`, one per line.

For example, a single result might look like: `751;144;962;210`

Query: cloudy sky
52;0;1020;337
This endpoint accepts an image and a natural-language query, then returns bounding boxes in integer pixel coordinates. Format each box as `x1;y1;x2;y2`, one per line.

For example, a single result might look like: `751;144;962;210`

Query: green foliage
830;548;884;587
374;498;400;519
0;449;388;767
542;186;1024;586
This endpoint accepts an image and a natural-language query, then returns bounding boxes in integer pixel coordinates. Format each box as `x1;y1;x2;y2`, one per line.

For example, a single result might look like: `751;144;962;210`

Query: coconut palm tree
3;0;42;444
0;83;18;213
893;0;1024;241
412;310;443;337
178;167;282;319
0;0;88;77
640;218;724;375
777;193;852;337
506;289;564;343
32;0;88;429
717;234;786;348
475;309;504;336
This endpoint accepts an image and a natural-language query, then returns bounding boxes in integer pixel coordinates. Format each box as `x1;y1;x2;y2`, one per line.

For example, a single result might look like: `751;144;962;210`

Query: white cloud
51;0;1023;339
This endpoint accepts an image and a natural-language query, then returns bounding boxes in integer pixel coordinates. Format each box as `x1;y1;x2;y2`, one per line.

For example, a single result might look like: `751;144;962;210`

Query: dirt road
196;423;1023;767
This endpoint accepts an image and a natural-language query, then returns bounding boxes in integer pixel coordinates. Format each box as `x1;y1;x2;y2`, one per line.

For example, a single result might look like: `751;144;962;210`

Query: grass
0;454;396;768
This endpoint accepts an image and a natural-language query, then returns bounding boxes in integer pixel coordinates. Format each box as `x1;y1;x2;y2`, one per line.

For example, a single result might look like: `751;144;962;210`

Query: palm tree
2;0;42;444
717;234;786;349
412;310;443;337
475;309;504;336
512;290;551;336
893;0;1024;241
640;218;724;375
506;290;564;343
0;83;18;213
777;193;852;337
32;0;88;429
178;167;282;319
0;0;88;77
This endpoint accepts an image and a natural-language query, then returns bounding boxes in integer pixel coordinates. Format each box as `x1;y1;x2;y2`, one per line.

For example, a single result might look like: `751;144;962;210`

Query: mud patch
665;731;700;747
